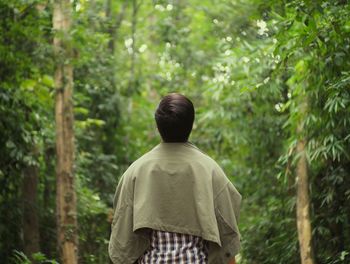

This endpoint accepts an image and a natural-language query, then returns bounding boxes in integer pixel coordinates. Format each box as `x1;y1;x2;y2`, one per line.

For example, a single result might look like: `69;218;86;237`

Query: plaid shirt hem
138;229;208;264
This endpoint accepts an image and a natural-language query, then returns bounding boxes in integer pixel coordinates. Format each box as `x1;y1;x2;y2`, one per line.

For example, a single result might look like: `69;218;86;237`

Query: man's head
155;93;195;142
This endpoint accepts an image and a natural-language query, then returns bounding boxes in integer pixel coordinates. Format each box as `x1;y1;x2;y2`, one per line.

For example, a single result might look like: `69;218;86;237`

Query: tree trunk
53;0;78;263
130;0;137;83
105;0;127;90
105;0;114;52
41;142;55;257
296;99;315;264
127;0;141;95
22;158;40;258
105;0;127;53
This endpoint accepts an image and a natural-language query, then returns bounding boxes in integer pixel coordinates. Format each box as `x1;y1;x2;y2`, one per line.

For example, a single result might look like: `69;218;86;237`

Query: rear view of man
108;93;241;264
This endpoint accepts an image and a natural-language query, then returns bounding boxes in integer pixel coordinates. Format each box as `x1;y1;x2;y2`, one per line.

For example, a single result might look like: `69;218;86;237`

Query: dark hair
155;93;195;142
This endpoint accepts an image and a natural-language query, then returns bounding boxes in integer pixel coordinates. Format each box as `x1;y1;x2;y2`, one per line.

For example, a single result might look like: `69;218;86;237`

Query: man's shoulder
187;145;232;187
122;145;160;176
124;142;227;178
186;144;226;173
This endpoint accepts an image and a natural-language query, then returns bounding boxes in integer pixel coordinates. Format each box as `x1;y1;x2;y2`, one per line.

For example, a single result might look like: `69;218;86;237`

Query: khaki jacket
108;142;242;264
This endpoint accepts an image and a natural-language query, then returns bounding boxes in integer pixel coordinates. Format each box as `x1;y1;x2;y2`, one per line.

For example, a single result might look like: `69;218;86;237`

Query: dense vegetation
1;0;349;263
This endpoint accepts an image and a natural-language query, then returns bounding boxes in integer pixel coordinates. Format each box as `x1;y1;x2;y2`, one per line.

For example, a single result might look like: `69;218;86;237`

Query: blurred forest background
1;0;350;263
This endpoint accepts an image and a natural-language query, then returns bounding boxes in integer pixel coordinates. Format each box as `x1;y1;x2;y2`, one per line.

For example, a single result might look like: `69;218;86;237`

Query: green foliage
11;250;58;264
1;0;350;263
0;0;53;261
270;1;350;262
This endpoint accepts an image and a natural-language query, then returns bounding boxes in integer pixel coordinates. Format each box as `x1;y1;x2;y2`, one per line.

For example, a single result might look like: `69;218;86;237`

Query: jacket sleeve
213;181;242;262
108;172;149;264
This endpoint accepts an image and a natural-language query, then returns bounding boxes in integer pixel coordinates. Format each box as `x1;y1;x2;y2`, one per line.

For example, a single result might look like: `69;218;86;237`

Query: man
108;93;241;264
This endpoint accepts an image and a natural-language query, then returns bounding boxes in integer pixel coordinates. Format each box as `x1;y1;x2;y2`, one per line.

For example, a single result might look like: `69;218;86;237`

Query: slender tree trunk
128;0;141;95
53;1;78;263
22;153;40;258
105;0;127;87
41;143;55;257
130;0;137;83
296;99;315;264
105;0;114;53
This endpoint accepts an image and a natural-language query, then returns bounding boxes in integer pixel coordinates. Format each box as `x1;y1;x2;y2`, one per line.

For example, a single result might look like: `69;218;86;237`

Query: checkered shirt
138;229;209;264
